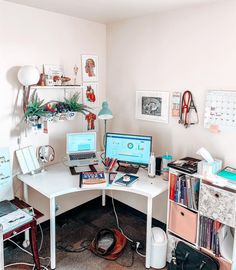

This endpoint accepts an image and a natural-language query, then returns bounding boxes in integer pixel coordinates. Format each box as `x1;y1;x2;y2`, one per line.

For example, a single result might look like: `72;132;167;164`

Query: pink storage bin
169;201;197;243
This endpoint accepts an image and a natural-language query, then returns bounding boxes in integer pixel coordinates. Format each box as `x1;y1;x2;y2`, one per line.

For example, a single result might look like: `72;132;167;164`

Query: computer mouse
123;175;130;182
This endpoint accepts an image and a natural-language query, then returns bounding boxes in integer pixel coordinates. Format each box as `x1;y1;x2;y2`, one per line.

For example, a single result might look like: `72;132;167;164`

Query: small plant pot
26;115;40;126
66;111;77;120
44;113;54;122
57;112;67;121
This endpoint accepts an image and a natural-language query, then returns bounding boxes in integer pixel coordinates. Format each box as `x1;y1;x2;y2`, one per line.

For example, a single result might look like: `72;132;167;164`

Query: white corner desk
17;163;168;269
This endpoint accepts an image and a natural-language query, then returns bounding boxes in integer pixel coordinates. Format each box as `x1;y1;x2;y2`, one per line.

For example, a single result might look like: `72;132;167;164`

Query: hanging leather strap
200;261;207;270
181;251;190;270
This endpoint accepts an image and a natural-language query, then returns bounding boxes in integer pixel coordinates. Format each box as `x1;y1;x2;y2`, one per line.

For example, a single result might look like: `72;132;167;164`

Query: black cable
100;152;105;161
114;244;135;268
57;240;91;253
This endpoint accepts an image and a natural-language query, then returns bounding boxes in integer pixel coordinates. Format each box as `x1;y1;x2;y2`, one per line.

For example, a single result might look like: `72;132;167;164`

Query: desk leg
145;196;152;269
0;224;4;270
102;190;106;206
232;223;236;270
23;183;30;248
30;220;41;270
50;197;56;269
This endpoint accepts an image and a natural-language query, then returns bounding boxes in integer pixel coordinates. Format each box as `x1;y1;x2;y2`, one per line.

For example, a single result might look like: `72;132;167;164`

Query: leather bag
168;241;219;270
90;228;127;260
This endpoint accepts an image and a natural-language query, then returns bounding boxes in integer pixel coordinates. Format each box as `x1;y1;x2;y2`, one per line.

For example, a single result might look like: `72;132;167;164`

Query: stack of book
169;173;200;210
79;171;106;187
199;216;222;256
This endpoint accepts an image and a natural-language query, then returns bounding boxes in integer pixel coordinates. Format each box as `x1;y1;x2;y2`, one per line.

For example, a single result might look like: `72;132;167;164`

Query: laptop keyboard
69;153;96;160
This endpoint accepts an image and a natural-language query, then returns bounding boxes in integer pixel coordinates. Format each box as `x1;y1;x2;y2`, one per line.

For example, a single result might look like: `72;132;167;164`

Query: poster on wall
81;55;98;82
136;91;169;123
83;83;99;108
0;148;14;201
83;110;98;132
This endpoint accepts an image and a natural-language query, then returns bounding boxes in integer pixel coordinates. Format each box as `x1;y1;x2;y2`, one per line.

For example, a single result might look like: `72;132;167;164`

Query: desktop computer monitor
105;133;152;173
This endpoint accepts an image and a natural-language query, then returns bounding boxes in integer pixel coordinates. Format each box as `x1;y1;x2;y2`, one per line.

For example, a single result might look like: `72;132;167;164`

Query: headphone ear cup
49;154;53;162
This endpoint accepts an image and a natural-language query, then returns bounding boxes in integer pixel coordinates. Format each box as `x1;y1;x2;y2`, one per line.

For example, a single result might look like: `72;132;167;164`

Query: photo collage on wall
81;55;99;132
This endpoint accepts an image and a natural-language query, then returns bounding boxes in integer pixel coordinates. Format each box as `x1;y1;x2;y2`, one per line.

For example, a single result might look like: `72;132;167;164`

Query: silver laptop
66;132;98;167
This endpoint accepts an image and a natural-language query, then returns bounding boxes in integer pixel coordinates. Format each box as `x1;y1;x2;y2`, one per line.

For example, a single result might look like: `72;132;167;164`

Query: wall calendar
204;90;236;132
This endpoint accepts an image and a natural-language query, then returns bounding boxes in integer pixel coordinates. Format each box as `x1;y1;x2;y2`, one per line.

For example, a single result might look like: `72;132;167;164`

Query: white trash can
150;227;167;269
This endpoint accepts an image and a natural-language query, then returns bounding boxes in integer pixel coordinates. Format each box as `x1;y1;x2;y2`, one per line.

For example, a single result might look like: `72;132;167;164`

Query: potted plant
24;90;45;126
64;92;91;120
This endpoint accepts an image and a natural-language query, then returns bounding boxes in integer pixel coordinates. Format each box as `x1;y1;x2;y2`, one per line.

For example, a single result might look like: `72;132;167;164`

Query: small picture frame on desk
108;172;117;185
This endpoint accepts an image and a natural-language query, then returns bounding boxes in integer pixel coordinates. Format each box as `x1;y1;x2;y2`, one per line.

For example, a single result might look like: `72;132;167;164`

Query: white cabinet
167;169;236;270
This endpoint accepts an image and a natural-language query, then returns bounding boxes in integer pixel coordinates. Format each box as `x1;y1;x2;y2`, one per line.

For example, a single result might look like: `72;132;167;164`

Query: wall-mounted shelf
30;85;82;90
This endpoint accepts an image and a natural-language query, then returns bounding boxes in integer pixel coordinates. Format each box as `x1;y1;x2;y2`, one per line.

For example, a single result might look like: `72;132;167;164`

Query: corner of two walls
0;0;107;220
106;0;236;223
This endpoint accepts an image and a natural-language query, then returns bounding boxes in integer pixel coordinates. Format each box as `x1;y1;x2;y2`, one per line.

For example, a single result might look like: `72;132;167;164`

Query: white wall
107;0;236;223
0;0;106;221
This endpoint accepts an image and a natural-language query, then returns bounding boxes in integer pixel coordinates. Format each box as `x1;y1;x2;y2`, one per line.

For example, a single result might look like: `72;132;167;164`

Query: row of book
199;216;222;256
169;173;200;210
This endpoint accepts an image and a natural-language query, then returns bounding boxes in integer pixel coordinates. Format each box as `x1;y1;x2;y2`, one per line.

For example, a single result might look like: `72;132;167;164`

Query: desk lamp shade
17;65;40;86
98;101;113;120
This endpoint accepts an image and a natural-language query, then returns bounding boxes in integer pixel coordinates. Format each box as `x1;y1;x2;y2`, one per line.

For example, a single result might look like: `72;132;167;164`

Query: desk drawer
168;201;197;244
199;183;236;227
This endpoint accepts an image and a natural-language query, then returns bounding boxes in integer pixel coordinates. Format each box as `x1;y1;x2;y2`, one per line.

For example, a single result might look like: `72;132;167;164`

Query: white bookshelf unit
166;168;236;270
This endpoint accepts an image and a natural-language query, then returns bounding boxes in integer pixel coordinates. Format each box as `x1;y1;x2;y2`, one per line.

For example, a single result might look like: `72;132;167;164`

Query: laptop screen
67;132;96;153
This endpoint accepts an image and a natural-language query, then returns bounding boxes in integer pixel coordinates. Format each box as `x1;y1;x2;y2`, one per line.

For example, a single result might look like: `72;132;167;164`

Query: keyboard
69;153;96;160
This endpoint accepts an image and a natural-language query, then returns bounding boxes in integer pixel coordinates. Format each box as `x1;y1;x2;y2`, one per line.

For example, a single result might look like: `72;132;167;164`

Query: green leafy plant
64;92;91;115
24;90;45;119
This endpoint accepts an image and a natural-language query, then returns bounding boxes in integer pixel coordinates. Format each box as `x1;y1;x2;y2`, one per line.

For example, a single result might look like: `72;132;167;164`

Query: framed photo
83;109;98;132
81;55;98;82
83;83;98;108
136;91;169;123
44;64;64;85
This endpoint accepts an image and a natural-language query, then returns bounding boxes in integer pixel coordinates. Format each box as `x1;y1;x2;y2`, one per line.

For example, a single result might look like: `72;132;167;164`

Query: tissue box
197;159;222;177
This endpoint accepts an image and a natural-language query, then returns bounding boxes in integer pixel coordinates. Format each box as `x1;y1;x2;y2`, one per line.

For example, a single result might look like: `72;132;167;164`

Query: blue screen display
105;133;152;165
67;133;96;153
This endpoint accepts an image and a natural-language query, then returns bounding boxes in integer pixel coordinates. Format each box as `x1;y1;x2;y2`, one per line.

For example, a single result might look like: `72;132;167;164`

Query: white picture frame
81;55;98;82
83;83;99;108
136;90;169;123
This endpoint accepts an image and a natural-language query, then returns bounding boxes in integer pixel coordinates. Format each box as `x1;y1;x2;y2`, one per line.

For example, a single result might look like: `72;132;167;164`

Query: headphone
38;145;55;163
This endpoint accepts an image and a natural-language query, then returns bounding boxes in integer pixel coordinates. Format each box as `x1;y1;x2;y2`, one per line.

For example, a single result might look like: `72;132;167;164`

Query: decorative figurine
73;65;79;85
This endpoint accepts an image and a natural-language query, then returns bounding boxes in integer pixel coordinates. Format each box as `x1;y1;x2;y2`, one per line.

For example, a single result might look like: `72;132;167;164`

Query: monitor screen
67;132;96;153
105;133;152;165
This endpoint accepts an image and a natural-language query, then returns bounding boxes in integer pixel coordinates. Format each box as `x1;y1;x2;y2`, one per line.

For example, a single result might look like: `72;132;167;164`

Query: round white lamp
18;65;40;112
17;65;40;86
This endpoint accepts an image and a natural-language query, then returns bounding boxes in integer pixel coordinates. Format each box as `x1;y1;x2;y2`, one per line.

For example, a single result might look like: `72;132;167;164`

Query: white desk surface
17;163;168;199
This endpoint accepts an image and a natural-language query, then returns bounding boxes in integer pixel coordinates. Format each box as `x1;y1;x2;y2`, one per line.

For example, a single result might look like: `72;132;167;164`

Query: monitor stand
116;163;140;174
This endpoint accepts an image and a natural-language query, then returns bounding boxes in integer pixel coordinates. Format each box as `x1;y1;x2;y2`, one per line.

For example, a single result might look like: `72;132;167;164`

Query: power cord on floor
5;218;50;270
57;239;91;253
114;243;135;268
110;191;146;258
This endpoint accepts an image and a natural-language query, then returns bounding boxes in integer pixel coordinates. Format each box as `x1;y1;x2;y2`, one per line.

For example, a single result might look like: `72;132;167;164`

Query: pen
79;172;82;188
8;216;25;223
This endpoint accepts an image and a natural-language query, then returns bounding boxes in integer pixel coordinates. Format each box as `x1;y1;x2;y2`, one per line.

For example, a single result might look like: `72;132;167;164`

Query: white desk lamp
98;101;113;147
17;65;40;112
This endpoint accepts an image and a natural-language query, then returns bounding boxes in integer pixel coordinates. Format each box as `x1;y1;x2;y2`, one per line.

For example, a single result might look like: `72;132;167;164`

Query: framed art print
83;83;98;108
136;91;169;123
81;55;98;82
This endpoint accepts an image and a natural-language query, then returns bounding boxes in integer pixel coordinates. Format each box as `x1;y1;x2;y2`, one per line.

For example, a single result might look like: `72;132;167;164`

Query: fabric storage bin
199;183;236;227
168;201;197;243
